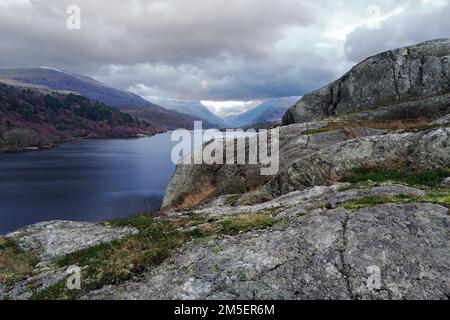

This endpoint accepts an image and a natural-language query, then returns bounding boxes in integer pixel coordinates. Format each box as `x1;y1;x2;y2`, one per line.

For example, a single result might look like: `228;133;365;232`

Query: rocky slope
87;200;449;300
283;39;450;125
162;122;384;209
1;178;449;300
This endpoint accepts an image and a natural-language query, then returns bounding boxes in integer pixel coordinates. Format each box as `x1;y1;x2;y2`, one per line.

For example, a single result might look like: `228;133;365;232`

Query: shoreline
0;129;168;154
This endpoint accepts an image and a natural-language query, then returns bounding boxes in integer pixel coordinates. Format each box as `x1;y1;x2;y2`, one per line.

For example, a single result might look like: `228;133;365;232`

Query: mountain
283;38;450;125
145;97;226;128
0;68;206;129
0;67;154;108
225;96;300;128
120;106;216;130
0;83;162;151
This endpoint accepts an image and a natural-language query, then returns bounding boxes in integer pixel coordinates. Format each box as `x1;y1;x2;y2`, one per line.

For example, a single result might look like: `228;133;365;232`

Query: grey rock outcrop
283;39;450;125
163;123;384;209
164;126;449;208
85;188;450;300
244;128;450;203
6;221;137;263
433;114;450;125
2;221;137;300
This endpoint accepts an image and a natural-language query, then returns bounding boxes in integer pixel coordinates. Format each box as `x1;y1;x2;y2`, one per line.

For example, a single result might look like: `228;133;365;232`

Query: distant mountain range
145;96;227;128
0;68;210;129
225;96;300;128
145;96;301;128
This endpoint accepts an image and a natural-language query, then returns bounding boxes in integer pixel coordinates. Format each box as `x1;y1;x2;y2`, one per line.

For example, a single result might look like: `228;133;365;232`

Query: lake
0;133;182;234
0;130;256;234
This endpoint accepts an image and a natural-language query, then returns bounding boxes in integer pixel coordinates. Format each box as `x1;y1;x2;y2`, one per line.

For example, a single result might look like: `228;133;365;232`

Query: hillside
226;96;300;128
0;68;153;108
0;83;163;151
146;97;226;128
0;68;205;130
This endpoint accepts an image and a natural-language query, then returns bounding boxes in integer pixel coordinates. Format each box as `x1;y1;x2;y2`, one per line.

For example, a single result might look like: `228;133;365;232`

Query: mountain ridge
0;68;209;130
226;96;300;128
145;96;227;128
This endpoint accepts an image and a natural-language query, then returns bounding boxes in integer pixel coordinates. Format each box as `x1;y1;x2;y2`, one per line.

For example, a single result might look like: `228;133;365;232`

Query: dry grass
0;237;38;285
217;212;278;235
356;118;433;130
343;128;363;140
178;183;215;209
305;118;435;136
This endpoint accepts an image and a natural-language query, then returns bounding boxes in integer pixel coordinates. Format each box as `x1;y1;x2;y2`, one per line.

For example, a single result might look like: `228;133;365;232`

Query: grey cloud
0;0;313;67
0;0;447;101
345;2;450;62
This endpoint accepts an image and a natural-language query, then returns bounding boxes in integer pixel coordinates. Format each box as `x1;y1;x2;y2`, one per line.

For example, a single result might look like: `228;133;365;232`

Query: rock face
246;128;450;203
283;39;450;125
85;184;450;300
433;114;450;125
163;126;449;208
162;122;384;209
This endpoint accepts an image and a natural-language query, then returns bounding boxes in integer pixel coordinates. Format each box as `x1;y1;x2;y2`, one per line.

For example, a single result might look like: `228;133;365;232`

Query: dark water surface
0;132;178;234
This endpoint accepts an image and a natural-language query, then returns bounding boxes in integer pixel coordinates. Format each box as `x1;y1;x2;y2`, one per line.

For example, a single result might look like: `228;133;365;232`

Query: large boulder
283;39;450;125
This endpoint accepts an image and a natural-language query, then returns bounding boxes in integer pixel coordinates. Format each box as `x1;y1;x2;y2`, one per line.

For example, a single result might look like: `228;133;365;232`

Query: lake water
0;130;256;234
0;133;180;234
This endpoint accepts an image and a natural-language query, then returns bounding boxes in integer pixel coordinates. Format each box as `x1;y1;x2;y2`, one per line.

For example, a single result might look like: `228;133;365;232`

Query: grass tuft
217;212;278;235
340;194;419;210
0;237;38;287
223;195;240;206
178;183;215;209
341;166;450;187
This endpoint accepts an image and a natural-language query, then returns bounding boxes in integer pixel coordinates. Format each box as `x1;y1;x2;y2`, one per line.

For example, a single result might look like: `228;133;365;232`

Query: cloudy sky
0;0;448;116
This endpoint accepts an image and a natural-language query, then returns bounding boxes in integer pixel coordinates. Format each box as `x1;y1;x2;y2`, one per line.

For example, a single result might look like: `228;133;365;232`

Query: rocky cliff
283;39;450;125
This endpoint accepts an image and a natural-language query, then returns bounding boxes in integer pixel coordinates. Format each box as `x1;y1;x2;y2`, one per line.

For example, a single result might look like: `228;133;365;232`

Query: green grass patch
339;194;419;210
223;195;240;206
31;279;77;300
341;167;450;187
425;188;450;208
301;128;331;135
51;218;186;299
